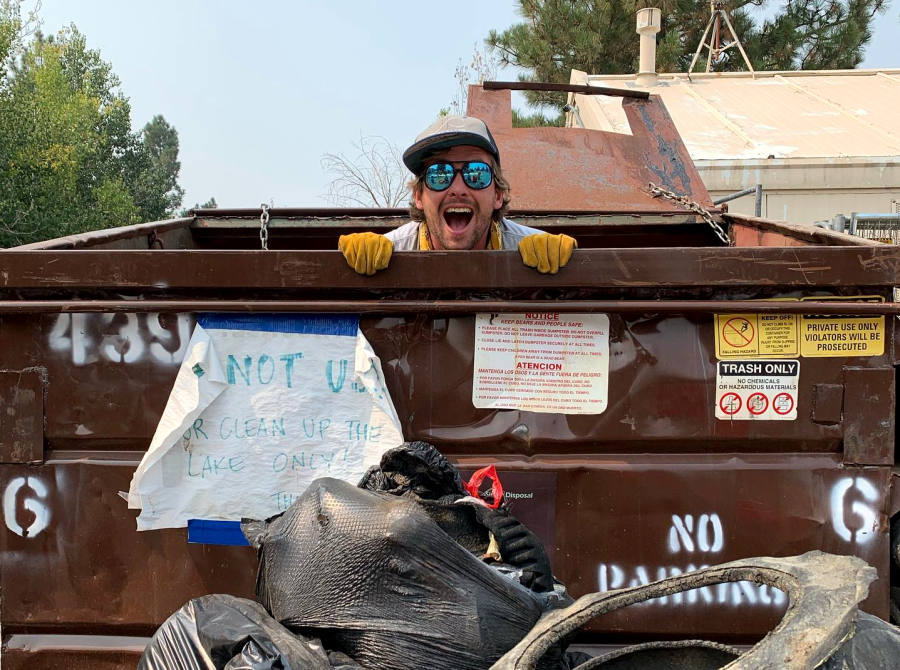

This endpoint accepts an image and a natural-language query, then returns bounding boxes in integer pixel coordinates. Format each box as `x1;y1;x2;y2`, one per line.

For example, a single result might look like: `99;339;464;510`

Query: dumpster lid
465;83;714;212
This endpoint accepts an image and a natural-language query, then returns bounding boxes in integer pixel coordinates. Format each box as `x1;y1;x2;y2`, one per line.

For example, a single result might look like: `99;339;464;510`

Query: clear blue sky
37;0;899;212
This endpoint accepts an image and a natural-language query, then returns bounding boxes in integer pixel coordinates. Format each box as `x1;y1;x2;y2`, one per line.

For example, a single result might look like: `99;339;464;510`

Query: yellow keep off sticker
715;313;798;358
715;296;885;359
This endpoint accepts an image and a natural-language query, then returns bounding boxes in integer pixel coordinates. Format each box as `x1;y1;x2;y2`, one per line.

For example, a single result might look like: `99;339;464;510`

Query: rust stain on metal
0;369;44;463
465;87;713;211
843;367;895;465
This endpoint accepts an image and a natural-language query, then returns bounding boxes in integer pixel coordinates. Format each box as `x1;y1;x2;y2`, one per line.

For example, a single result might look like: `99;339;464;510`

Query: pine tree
487;0;888;112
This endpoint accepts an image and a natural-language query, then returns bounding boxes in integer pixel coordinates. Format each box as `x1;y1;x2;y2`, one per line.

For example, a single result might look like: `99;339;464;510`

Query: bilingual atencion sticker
715;359;799;421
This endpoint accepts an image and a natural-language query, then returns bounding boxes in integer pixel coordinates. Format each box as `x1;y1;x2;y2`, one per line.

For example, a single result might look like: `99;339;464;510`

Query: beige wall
698;157;900;224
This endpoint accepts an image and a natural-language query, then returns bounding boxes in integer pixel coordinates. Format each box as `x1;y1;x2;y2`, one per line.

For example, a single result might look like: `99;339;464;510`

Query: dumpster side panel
0;311;894;642
0;250;895;666
0;457;889;640
25;311;894;454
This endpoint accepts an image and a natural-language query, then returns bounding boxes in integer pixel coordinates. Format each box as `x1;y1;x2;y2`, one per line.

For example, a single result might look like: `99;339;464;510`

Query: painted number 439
48;313;191;366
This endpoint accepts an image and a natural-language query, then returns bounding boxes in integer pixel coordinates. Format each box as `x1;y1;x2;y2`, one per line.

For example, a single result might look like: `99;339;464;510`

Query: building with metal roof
567;68;900;230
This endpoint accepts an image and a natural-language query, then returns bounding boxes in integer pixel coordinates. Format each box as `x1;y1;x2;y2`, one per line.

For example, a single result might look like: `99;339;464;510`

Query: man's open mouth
443;206;474;232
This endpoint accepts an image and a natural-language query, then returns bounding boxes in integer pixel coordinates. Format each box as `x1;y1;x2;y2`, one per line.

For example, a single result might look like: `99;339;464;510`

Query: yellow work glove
518;233;578;274
338;232;393;276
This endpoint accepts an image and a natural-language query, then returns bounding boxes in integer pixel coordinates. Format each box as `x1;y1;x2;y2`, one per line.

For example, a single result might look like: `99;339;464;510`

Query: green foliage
488;0;888;111
0;3;184;247
511;109;566;127
132;115;186;219
179;196;218;218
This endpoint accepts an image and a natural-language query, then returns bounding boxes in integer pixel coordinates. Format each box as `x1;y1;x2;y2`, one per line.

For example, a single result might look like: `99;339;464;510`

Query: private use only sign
472;313;610;415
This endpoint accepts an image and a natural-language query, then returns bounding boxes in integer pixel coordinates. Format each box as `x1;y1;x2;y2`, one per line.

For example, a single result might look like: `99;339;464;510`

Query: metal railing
713;184;762;217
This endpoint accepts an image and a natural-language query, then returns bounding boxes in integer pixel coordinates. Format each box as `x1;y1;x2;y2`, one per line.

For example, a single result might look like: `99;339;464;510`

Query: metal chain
259;203;270;251
648;182;732;246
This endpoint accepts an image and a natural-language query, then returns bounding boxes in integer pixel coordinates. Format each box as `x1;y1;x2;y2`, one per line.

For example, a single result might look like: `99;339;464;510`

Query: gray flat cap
403;115;501;175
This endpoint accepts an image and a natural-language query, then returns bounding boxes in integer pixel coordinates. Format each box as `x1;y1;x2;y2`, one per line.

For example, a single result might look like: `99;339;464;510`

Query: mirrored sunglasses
423;161;494;192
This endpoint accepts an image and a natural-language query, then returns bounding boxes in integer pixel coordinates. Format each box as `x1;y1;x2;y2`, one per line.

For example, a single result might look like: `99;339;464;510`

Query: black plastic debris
137;594;341;670
242;477;553;670
358;440;466;502
359;441;555;593
473;504;554;593
584;640;739;669
819;612;900;669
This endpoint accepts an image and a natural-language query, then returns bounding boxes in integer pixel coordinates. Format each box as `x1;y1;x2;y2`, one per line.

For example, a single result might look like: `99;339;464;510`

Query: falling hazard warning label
714;313;799;358
715;359;799;421
714;296;885;359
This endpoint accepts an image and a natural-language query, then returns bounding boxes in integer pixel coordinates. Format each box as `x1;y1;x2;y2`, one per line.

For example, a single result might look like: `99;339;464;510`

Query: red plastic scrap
462;465;504;509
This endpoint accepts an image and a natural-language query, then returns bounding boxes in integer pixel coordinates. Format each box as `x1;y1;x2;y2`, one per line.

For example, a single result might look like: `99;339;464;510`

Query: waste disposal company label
715;360;799;421
715;296;884;359
473;312;609;415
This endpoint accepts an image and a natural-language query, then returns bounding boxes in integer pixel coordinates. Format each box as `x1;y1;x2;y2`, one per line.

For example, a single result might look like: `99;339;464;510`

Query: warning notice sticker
473;313;609;415
715;313;799;358
715;359;799;421
715;296;885;359
799;296;884;358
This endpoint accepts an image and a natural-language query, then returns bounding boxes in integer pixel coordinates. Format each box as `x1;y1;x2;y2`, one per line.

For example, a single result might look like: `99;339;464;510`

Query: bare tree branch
320;134;410;209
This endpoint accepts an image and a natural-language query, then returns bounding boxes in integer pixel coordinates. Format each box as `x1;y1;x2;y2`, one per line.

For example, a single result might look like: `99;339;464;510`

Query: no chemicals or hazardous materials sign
715;296;885;360
715;359;799;421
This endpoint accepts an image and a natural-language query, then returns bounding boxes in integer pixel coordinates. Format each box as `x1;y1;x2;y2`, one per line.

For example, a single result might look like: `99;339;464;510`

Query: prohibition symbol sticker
722;318;755;348
719;393;742;415
773;392;794;415
747;392;768;415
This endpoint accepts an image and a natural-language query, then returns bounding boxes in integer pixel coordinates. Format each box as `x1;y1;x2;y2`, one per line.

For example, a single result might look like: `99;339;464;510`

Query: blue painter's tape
198;313;358;336
187;519;250;546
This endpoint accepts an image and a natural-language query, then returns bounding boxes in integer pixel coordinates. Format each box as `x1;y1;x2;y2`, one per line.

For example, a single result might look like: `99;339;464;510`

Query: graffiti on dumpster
48;313;191;366
668;513;724;553
3;476;50;538
831;477;879;544
598;563;787;606
597;479;881;607
599;511;786;607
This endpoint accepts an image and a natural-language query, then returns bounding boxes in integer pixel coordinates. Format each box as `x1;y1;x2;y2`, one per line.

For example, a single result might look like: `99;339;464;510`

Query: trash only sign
715;360;799;421
473;312;609;415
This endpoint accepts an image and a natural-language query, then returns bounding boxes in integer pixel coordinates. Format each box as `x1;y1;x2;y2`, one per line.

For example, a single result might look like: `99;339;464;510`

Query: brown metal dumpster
0;85;898;669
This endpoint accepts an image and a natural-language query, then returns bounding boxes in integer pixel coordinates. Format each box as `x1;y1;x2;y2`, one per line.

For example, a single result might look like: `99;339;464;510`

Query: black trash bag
359;441;555;593
820;611;900;669
563;651;593;668
358;440;465;501
137;594;335;670
360;441;490;554
326;652;364;670
474;505;554;593
242;477;550;670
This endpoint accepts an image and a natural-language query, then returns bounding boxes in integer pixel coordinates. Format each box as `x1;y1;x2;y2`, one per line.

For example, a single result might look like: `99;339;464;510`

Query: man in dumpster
339;115;578;275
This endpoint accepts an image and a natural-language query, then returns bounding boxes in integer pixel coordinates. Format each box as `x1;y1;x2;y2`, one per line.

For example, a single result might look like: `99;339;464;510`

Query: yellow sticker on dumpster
798;296;885;357
715;296;885;359
715;313;799;358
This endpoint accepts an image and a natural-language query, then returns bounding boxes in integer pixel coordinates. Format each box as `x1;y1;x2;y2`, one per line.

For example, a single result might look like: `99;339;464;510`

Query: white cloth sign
128;315;403;530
